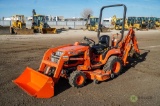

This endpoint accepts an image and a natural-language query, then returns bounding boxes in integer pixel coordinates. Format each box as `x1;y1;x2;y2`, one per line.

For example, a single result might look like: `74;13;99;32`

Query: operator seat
99;35;110;47
92;35;110;54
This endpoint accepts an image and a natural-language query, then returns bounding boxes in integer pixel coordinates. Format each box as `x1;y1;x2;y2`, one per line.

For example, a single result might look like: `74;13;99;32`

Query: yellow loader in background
154;17;160;27
10;15;34;34
133;17;149;30
31;9;57;34
85;14;109;32
111;15;129;30
85;15;99;31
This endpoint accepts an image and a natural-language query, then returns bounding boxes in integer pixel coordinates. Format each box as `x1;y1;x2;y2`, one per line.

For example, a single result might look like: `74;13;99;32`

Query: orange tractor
13;4;140;98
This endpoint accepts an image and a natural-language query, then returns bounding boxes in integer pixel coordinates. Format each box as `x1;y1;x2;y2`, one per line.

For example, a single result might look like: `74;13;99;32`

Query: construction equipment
13;4;140;98
31;9;57;34
127;17;136;27
148;17;156;29
127;17;141;30
111;15;129;30
86;14;109;32
85;15;98;31
155;18;160;27
115;18;123;30
111;15;120;29
10;15;34;34
133;17;149;30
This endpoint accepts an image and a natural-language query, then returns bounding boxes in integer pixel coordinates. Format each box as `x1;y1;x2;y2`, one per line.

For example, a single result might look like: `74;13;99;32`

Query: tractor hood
58;45;87;52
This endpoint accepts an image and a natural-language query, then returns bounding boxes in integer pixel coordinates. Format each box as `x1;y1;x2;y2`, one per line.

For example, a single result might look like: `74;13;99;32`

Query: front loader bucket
13;67;54;98
16;29;34;35
42;28;57;34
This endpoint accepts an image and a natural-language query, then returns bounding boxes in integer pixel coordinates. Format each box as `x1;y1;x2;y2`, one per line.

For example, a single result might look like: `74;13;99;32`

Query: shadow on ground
54;78;71;96
122;49;150;73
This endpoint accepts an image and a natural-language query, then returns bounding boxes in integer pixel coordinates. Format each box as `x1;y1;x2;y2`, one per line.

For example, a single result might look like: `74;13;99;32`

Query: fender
101;48;121;64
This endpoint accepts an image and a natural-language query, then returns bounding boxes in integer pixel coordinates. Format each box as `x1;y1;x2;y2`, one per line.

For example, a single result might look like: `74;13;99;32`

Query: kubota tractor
13;4;140;98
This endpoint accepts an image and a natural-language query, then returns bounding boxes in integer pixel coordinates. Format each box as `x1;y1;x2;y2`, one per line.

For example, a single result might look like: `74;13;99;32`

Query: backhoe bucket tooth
42;28;57;34
13;67;54;98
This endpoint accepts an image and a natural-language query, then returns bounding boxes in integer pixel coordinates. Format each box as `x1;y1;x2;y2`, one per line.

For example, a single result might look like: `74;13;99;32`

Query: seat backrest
99;35;110;47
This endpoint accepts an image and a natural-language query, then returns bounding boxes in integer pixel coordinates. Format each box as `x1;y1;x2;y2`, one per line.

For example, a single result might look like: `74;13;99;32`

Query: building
4;17;11;20
64;17;84;21
102;17;112;28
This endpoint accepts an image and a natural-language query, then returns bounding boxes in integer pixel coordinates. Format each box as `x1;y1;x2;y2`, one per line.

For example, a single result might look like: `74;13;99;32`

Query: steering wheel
84;36;95;46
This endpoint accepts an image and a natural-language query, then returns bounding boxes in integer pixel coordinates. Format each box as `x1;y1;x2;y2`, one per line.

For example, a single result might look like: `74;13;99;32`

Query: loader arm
39;44;72;73
13;44;72;98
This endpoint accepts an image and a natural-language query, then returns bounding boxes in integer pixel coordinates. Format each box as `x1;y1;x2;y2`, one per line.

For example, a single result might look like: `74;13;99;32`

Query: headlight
63;56;69;61
55;51;63;56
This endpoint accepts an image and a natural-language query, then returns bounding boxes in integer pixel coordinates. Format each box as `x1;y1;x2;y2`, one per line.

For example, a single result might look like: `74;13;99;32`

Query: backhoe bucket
42;28;57;34
13;67;54;98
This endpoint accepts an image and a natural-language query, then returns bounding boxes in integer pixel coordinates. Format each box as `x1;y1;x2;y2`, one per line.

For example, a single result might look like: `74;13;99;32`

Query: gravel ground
0;29;160;106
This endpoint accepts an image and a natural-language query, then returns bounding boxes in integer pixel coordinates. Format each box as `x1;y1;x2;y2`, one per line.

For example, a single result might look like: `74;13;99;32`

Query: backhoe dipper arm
121;28;140;54
131;31;140;54
119;28;140;65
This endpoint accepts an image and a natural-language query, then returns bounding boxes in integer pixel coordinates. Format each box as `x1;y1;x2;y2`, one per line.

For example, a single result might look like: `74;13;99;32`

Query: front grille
51;54;60;63
55;51;63;56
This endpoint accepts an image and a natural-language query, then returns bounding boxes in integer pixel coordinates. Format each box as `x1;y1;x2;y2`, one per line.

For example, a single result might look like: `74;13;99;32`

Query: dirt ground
0;30;160;106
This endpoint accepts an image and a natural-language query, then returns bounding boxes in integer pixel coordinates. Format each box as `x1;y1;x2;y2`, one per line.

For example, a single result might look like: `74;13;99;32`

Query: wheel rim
112;62;121;74
76;76;84;85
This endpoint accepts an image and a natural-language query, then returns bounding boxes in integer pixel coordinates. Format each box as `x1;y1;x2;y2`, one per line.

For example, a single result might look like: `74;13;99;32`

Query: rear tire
103;56;122;76
69;71;86;88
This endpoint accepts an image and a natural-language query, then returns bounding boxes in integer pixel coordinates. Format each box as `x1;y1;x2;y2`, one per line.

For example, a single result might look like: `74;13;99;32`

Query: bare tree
81;8;93;19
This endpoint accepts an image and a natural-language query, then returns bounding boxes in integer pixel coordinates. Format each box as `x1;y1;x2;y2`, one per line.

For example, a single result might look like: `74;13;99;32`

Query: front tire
69;71;86;88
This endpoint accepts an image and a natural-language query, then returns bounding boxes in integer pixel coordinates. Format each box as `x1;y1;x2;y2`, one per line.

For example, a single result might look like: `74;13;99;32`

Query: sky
0;0;160;19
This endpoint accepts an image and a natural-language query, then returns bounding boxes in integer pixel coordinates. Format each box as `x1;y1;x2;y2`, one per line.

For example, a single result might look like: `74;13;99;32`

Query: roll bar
97;4;127;47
